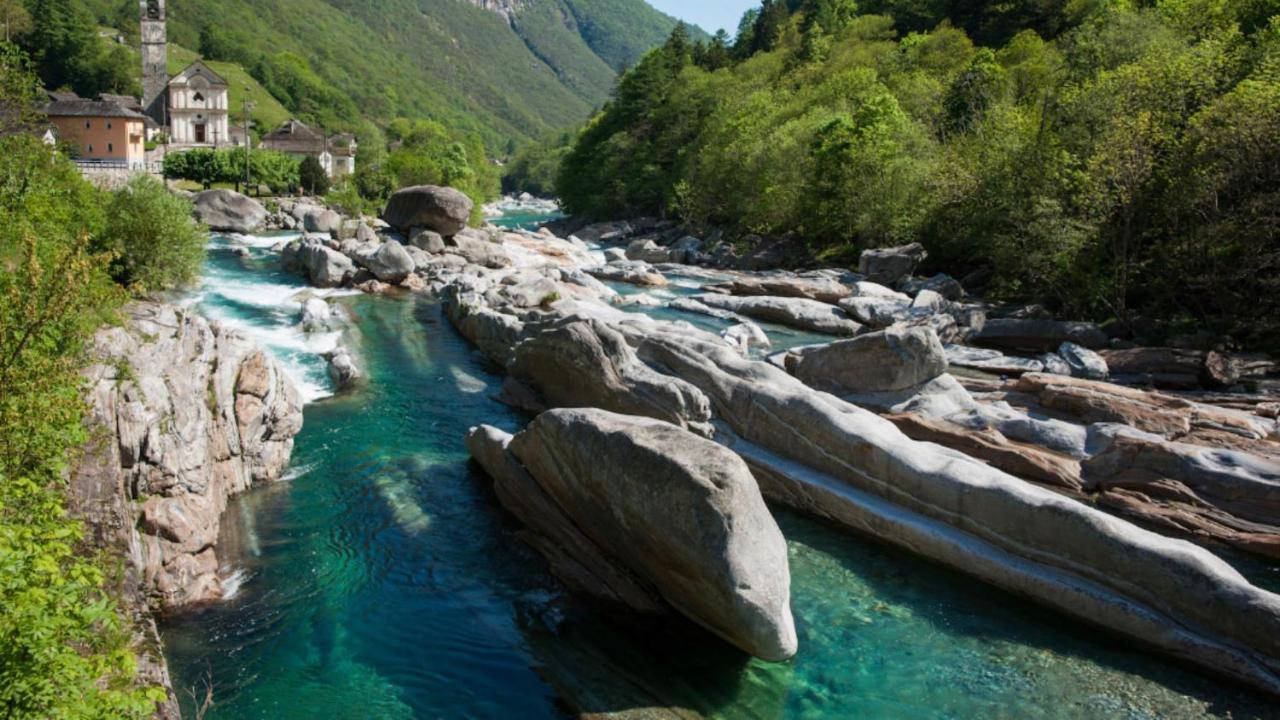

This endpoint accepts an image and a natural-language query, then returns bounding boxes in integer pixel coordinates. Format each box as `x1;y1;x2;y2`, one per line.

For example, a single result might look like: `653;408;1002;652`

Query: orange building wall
49;116;146;164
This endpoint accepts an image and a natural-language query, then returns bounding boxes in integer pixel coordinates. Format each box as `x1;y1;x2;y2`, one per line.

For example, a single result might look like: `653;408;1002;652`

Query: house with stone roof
44;92;148;167
261;120;358;178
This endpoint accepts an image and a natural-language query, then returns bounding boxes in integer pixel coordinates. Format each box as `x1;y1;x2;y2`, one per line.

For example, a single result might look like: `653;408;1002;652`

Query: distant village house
260;119;357;178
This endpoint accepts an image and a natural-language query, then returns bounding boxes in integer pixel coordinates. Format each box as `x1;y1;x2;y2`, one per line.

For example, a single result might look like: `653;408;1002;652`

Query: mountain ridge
76;0;689;147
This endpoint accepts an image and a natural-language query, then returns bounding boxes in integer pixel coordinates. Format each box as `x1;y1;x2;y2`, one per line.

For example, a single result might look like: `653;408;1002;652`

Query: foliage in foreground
558;0;1280;348
102;174;207;292
0;41;203;717
0;133;163;718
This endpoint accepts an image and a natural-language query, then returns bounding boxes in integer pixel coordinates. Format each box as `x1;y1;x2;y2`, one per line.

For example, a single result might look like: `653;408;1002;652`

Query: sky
647;0;758;35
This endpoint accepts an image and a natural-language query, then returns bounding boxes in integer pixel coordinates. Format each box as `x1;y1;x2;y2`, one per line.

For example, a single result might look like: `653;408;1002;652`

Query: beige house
45;94;147;167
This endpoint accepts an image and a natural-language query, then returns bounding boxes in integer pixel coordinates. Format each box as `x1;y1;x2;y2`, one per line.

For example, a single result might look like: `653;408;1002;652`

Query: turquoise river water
161;222;1279;719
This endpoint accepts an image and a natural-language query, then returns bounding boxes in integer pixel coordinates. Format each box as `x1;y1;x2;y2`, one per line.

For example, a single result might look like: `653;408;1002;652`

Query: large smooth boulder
838;295;913;328
382;185;473;236
695;294;862;336
303;207;342;235
468;409;797;661
858;242;927;287
974;318;1108;352
362;240;415;283
192;189;267;233
787;326;947;394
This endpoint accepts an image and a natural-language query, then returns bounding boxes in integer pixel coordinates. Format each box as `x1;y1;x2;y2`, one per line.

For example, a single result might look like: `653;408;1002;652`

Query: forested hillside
556;0;1280;348
35;0;687;147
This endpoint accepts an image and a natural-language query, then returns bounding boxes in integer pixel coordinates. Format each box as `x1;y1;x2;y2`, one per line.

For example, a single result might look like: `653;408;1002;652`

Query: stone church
141;0;231;147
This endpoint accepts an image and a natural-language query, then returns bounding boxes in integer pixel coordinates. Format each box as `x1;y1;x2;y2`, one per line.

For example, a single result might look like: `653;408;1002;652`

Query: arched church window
193;92;205;104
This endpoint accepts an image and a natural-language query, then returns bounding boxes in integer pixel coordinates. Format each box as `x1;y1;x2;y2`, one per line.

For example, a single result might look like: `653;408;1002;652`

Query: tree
164;149;234;189
0;40;42;135
299;154;330;195
100;175;207;292
0;0;30;42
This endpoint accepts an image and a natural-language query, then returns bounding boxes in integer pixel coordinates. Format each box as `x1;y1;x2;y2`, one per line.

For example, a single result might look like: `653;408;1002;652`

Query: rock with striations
74;302;302;608
504;319;713;435
858;242;927;287
192;189;267;233
787;325;947;394
695;293;862;336
382;185;473;236
614;321;1280;696
1060;341;1109;380
468;408;797;662
974;318;1109;352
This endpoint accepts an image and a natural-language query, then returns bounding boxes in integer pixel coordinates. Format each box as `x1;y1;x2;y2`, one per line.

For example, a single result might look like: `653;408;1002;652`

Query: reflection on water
163;231;1276;719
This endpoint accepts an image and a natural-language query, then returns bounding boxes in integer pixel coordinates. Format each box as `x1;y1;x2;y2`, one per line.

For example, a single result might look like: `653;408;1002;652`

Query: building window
193;92;205;103
108;143;113;153
107;121;112;129
85;121;91;129
88;145;93;153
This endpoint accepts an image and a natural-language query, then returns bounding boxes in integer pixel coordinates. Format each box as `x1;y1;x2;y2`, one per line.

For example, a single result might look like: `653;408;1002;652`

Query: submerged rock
468;408;797;661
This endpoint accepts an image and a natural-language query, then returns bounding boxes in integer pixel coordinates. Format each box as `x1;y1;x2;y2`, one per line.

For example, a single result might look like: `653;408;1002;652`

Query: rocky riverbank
186;186;1280;705
69;301;304;715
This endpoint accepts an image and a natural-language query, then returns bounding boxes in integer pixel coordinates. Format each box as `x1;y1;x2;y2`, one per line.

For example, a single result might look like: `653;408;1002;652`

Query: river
161;220;1275;719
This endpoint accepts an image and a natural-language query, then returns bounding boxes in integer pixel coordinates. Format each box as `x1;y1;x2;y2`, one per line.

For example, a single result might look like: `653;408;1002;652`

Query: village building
261;120;358;178
44;93;148;168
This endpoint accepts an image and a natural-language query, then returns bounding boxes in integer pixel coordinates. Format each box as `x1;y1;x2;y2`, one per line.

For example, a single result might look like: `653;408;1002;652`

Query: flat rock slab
695;293;861;336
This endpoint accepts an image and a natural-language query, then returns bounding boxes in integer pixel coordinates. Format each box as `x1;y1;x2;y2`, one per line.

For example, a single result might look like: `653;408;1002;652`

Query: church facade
167;61;230;146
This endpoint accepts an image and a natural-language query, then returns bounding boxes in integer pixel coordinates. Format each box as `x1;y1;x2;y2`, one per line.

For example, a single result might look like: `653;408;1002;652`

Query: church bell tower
140;0;167;127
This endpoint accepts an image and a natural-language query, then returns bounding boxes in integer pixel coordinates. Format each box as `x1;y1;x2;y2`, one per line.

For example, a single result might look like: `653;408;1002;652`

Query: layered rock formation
73;302;303;608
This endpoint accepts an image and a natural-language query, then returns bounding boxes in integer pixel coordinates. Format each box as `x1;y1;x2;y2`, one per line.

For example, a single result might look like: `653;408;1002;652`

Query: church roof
169;60;228;87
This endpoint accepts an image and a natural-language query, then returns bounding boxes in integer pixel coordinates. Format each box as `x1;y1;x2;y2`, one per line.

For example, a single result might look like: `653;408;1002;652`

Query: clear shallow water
163;230;1277;719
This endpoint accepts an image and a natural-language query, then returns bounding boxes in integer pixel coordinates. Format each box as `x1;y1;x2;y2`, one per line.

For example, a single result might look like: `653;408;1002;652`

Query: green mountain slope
73;0;686;147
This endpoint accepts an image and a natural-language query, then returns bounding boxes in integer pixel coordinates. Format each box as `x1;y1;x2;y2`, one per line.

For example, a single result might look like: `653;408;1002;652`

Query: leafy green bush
163;147;299;193
100;175;208;292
